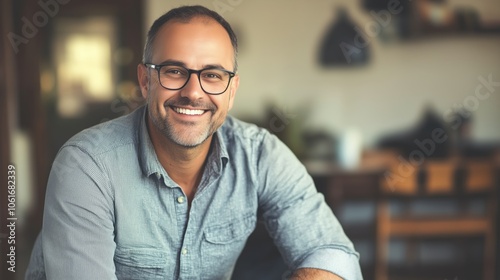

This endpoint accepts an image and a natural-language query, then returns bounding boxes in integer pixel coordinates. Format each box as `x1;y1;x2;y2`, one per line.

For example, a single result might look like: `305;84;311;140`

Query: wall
145;0;500;147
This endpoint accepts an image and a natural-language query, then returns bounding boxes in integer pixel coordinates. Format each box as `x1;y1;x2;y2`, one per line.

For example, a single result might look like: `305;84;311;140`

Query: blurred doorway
8;0;145;278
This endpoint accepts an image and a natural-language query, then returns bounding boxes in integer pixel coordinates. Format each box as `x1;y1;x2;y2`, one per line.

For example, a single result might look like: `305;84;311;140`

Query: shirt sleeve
42;145;117;279
255;132;362;280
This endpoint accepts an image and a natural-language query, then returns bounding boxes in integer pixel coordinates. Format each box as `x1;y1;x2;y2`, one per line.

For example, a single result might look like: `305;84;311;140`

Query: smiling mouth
171;106;207;116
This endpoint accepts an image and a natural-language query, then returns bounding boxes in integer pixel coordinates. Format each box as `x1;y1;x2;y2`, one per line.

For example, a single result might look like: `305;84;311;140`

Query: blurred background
1;0;499;279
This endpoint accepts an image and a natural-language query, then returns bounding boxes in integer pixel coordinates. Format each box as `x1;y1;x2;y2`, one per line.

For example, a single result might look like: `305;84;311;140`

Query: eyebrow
157;59;230;71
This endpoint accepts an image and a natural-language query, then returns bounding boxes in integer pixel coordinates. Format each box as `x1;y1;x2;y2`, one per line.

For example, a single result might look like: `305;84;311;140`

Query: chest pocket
204;213;256;244
114;247;169;280
201;213;257;278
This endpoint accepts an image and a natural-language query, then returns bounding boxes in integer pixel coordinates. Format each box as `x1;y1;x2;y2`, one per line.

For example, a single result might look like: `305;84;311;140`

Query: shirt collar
138;105;230;178
209;128;230;174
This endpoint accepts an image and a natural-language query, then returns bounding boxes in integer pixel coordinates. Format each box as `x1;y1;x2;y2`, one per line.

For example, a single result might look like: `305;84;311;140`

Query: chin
168;131;212;148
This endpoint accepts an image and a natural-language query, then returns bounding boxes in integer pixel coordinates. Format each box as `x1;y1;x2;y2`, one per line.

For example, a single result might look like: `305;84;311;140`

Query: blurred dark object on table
301;130;337;162
378;106;451;159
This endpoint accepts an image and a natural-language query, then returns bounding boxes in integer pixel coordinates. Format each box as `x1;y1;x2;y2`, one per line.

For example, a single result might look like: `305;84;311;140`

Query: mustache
164;97;217;111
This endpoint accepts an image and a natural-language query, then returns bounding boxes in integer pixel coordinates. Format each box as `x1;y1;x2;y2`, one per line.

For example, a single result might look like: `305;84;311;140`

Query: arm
255;132;362;280
42;146;116;279
289;268;343;280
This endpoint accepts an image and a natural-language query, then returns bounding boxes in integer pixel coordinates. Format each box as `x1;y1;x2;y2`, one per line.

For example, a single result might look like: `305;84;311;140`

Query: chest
110;168;259;279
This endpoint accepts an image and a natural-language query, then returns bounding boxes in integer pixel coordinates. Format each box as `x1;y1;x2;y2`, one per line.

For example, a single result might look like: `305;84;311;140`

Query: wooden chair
375;158;497;280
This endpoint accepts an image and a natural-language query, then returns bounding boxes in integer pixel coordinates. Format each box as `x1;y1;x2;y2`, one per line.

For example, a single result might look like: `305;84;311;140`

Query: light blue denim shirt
27;105;362;280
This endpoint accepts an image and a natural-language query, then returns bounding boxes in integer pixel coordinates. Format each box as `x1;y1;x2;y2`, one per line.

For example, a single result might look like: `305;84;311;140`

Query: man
26;5;362;280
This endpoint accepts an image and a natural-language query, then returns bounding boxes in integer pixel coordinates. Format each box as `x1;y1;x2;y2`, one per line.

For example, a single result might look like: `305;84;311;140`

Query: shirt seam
59;143;116;215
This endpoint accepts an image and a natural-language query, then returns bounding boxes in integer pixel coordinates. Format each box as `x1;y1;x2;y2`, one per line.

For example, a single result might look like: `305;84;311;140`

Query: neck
147;117;212;202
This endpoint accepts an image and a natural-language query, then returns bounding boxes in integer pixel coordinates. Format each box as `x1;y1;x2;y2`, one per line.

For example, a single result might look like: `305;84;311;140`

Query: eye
201;70;224;80
161;66;187;77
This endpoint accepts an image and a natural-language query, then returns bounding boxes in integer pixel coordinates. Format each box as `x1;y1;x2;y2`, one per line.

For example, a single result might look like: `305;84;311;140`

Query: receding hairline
154;15;230;39
166;14;220;25
149;16;236;65
143;6;239;71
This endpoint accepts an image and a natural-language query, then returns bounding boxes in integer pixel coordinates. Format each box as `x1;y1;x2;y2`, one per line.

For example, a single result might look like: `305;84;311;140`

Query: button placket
178;202;197;279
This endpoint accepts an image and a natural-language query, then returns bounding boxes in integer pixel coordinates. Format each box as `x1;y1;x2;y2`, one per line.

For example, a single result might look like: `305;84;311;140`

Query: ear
227;74;239;111
137;64;149;99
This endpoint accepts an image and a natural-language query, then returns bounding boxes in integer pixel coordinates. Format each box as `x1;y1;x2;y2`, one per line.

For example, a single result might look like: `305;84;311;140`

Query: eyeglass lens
157;65;232;94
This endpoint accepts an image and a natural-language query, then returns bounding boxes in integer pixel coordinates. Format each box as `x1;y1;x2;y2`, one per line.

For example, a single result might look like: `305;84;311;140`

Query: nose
180;72;204;100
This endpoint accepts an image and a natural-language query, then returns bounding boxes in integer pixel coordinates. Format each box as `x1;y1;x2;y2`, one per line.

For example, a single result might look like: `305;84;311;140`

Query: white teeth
174;107;205;115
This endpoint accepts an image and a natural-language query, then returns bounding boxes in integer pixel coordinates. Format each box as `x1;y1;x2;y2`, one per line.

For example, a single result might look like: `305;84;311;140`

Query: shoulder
61;106;144;156
218;115;291;163
219;115;270;144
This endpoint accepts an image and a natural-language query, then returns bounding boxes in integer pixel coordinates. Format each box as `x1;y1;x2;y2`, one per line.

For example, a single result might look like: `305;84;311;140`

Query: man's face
138;17;239;148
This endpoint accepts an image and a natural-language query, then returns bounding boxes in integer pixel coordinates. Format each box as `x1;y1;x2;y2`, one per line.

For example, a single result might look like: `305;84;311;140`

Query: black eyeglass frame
144;63;236;95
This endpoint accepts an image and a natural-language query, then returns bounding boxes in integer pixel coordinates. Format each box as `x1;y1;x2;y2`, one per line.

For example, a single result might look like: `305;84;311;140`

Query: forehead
151;17;234;68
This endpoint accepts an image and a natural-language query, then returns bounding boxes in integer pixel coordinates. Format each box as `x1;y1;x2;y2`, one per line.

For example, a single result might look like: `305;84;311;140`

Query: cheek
146;90;168;115
148;79;162;94
211;96;230;113
226;82;237;110
148;85;171;103
227;94;234;111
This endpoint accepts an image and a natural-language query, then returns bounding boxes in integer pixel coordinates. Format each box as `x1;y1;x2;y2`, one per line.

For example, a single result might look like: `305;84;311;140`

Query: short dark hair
142;5;238;71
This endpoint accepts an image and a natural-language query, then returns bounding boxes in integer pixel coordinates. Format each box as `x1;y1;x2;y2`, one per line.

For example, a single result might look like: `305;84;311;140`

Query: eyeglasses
145;63;236;95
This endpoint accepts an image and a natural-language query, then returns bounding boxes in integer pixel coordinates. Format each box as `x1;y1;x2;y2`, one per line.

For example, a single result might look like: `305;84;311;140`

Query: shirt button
181;248;188;255
177;196;185;204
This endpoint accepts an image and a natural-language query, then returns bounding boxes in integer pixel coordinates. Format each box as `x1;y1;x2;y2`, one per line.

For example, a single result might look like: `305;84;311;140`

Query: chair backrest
464;160;495;192
375;156;498;280
381;156;496;197
424;159;457;194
